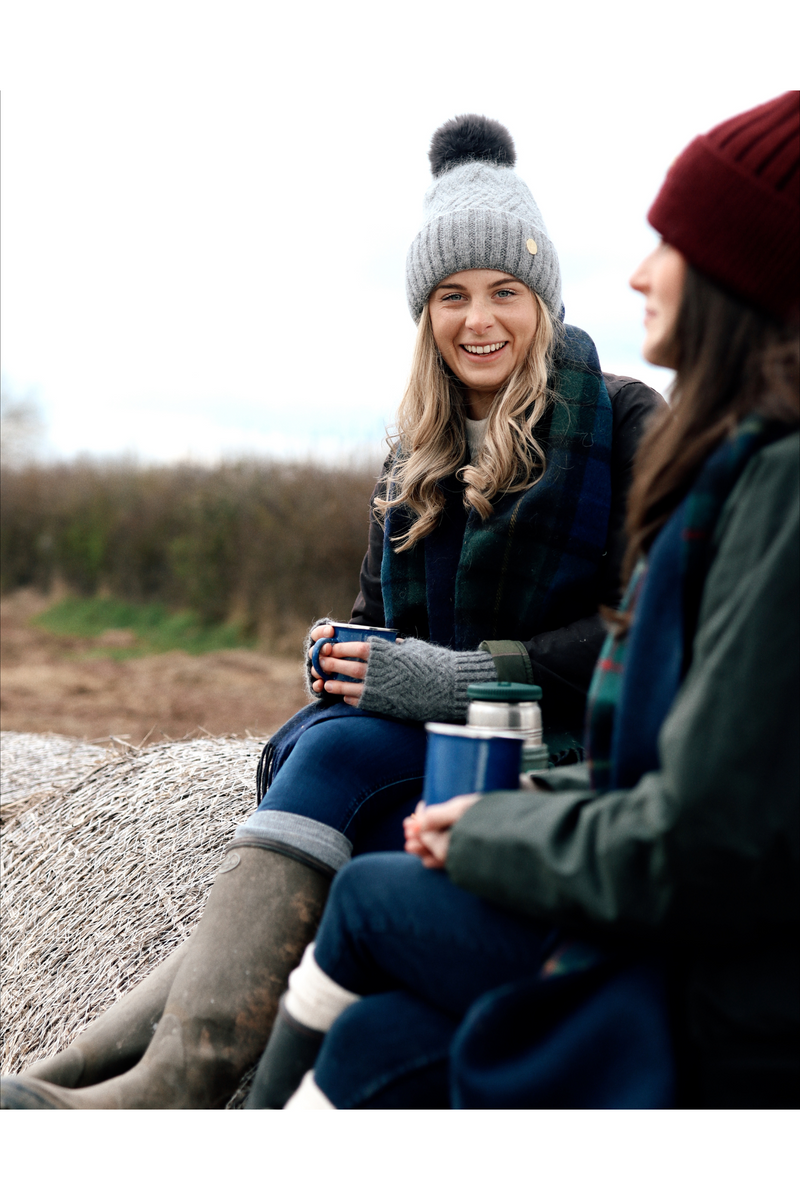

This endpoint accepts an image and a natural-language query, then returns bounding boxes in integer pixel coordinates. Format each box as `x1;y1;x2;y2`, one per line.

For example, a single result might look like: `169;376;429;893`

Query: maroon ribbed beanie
648;91;799;321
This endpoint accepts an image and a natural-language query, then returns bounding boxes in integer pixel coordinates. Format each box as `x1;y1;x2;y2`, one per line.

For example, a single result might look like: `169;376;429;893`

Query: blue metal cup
311;621;399;684
422;722;526;806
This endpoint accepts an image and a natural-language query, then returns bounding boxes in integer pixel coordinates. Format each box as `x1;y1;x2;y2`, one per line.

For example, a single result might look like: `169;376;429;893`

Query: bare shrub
0;458;378;649
0;392;45;468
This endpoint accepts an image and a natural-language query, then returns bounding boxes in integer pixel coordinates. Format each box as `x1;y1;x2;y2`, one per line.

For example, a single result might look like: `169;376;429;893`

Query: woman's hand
403;794;481;869
308;625;370;707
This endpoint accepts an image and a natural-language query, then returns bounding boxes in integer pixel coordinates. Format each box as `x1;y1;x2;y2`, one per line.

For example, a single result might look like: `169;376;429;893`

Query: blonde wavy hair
374;292;561;551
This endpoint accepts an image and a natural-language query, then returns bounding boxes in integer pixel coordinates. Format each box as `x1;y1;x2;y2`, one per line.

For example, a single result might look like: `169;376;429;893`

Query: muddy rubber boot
245;994;325;1109
0;846;329;1109
21;937;193;1087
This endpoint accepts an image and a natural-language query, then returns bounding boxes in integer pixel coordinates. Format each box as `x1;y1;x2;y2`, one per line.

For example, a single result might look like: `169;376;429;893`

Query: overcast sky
2;0;798;463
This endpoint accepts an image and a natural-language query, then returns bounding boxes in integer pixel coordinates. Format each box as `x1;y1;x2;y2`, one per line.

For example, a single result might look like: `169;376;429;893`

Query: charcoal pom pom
428;114;516;176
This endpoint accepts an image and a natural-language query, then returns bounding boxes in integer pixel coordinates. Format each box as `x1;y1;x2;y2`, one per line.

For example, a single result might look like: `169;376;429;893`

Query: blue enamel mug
311;621;399;684
422;722;526;806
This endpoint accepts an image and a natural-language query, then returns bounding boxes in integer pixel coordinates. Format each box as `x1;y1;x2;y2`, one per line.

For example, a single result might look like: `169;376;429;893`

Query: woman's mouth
461;341;508;359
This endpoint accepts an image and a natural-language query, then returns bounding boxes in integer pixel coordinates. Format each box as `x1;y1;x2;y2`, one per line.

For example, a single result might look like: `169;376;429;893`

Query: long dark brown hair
622;266;800;584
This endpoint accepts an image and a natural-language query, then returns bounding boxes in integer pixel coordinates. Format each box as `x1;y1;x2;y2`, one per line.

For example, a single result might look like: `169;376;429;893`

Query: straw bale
0;732;116;824
1;730;266;1107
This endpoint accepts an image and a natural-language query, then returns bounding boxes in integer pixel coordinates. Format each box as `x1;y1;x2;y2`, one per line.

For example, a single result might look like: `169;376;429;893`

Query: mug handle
311;636;336;682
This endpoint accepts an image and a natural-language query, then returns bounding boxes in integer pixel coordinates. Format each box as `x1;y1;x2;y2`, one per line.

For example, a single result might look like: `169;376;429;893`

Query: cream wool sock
284;943;360;1033
284;1070;335;1110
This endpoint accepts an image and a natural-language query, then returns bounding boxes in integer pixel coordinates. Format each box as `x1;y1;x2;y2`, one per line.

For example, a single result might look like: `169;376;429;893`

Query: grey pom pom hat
405;114;563;324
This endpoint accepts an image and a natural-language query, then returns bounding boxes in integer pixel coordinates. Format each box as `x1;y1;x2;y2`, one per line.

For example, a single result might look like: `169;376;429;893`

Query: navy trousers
238;706;428;871
311;853;558;1107
309;854;674;1109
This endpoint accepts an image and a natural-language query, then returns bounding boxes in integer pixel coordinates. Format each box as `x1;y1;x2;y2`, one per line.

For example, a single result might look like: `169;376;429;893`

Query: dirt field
0;590;308;744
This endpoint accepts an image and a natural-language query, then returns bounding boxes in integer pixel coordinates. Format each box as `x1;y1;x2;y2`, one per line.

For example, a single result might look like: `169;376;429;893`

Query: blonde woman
3;115;662;1109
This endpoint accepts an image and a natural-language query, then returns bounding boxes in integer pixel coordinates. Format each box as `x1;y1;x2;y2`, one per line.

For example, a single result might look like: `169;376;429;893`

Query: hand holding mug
309;622;399;707
403;795;481;869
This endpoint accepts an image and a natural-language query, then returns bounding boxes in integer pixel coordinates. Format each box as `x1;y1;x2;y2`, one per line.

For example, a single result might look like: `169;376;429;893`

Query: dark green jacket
447;432;800;1106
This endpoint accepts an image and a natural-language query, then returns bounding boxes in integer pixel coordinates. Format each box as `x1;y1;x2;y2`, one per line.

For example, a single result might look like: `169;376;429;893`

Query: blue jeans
310;853;558;1107
232;707;428;875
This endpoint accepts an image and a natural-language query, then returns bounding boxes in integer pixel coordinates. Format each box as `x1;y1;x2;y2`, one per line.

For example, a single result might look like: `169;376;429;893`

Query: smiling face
629;242;687;368
428;269;540;419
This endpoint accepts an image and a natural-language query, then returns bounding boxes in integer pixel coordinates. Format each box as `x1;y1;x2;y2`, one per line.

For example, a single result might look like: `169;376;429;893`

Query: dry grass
1;730;265;1106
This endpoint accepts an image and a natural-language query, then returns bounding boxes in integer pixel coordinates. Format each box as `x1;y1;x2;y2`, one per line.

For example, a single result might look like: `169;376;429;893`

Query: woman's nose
465;302;493;332
630;251;653;294
629;266;647;294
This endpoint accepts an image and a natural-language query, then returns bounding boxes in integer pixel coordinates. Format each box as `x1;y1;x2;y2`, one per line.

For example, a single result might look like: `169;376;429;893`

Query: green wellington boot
21;938;193;1088
245;993;325;1109
0;846;329;1109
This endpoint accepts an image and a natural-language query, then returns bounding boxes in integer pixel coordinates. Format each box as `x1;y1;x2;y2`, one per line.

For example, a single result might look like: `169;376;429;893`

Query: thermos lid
467;681;542;702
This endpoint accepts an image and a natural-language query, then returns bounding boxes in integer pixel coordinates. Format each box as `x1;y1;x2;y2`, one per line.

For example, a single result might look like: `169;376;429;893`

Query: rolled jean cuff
230;810;353;878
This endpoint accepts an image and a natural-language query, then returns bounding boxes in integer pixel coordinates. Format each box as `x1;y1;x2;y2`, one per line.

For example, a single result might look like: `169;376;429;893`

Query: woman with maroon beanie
235;92;799;1111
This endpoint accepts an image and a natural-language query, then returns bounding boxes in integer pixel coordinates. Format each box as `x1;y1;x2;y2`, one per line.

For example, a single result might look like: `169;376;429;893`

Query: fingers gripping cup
422;723;526;806
311;622;399;685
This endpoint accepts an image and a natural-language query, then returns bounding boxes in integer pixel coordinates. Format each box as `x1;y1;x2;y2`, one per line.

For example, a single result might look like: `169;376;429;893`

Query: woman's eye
442;292;464;302
495;289;515;298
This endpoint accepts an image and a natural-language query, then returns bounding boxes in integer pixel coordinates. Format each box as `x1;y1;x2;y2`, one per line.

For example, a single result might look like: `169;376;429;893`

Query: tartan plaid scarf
380;325;613;650
585;413;784;791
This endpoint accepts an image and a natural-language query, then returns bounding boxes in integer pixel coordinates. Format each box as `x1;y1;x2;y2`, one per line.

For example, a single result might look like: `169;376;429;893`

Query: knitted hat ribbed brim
648;91;800;320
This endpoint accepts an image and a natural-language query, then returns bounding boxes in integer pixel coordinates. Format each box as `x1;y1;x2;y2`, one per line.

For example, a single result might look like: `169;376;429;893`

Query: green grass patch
32;596;255;658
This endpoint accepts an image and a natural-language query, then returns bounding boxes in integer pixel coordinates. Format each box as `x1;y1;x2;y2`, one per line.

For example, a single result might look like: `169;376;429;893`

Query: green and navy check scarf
585;414;785;791
583;562;645;790
380;325;614;650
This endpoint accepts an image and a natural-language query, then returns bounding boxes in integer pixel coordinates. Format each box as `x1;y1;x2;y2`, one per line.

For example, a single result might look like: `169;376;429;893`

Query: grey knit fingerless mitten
358;637;497;723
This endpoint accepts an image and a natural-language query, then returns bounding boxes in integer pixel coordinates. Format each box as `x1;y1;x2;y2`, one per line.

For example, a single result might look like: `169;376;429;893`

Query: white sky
2;0;798;463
